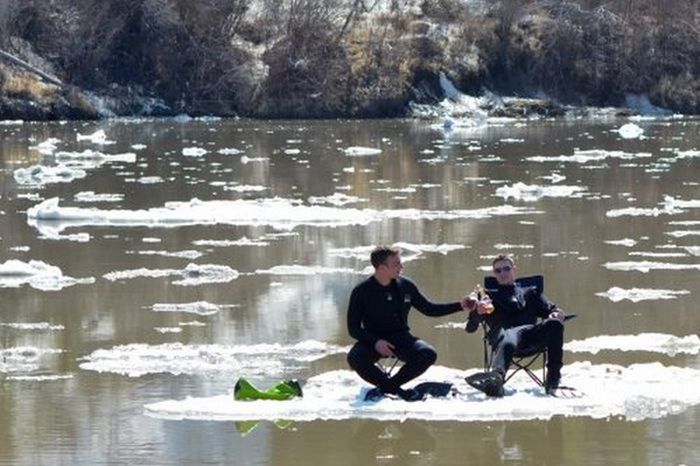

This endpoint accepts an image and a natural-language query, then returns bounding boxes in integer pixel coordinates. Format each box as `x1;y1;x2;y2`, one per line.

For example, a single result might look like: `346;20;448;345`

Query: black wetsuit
466;282;564;377
346;275;462;393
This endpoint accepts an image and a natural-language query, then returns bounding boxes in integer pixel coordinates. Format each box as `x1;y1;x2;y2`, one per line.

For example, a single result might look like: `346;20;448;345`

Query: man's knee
419;346;437;365
544;318;564;335
347;343;372;369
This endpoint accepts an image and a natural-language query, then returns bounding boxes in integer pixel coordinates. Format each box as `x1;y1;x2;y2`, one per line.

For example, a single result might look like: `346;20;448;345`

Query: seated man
465;253;566;396
347;246;470;402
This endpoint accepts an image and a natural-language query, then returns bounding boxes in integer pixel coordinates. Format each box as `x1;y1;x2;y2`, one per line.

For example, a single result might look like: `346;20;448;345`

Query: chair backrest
483;275;543;294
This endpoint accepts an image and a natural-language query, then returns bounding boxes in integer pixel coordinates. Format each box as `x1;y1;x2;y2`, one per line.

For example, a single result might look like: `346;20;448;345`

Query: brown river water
0;116;698;465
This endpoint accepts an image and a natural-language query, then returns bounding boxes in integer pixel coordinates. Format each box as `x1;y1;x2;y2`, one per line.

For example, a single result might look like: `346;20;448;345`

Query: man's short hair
370;246;400;268
492;253;515;268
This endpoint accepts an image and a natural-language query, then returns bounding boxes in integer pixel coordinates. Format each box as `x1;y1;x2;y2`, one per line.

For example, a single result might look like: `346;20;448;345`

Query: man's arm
404;279;463;317
347;286;379;347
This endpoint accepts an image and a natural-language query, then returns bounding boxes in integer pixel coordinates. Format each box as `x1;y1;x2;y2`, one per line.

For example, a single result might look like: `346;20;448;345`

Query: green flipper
234;378;303;401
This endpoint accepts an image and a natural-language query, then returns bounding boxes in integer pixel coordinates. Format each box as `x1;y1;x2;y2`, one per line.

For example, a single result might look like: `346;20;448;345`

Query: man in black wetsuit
465;254;566;397
347;246;470;402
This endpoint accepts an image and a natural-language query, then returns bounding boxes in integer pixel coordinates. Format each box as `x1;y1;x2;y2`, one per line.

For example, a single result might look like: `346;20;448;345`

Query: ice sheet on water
192;237;270;247
76;129;114;145
254;265;361;276
74;191;124;203
603;261;700;272
308;193;366;206
0;322;65;331
26;197;540;234
103;263;239;286
565;333;700;356
182;147;208;157
342;146;382;156
596;287;690;302
79;340;349;377
143;362;700;422
14;164;87;185
127;249;204;260
526;149;651;164
604;238;638;247
31;138;61;154
222;184;267;193
150;301;238;316
615;123;645;139
0;259;94;291
0;346;64;374
495;182;586;201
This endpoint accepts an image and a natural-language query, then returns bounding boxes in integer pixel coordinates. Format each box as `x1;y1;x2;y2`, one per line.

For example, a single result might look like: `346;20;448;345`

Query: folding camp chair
480;275;574;390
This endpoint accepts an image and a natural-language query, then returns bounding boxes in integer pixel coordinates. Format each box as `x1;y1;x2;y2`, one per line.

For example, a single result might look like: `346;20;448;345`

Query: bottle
475;284;494;314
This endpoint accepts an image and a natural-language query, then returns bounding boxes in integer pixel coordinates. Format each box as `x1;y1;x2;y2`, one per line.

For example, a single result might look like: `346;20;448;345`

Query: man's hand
475;296;494;315
374;339;395;358
461;293;478;310
549;309;565;322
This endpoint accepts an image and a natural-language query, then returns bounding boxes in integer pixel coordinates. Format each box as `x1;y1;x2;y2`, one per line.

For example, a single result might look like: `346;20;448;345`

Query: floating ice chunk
667;230;700;238
495;182;586;201
342;146;382;156
192;237;270;247
0;119;23;125
76;129;114;145
596;287;690;302
493;243;534;249
150;301;236;316
222;184;268;193
182;147;208;157
284;148;301;155
686;246;700;256
217;148;243;155
602;261;700;272
14;164;87;185
0;259;93;291
144;362;700;422
74;191;124;203
103;263;239;286
0;322;65;331
606;196;684;217
254;265;360;275
155;327;182;334
6;374;73;381
0;346;64;374
240;156;268;164
27;197;539;235
79;340;349;377
565;333;700;356
604;238;638;247
616;123;644;139
527;149;651;164
137;176;164;184
676;149;700;159
308;193;366;206
131;144;147;150
128;250;204;260
392;242;466;256
31;138;61;154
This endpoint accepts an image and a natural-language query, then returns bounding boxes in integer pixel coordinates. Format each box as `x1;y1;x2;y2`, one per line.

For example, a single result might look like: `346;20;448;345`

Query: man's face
493;259;515;285
381;254;403;279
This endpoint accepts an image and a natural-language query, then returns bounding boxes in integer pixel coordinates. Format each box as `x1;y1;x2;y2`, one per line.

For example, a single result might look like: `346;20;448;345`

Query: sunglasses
493;265;512;274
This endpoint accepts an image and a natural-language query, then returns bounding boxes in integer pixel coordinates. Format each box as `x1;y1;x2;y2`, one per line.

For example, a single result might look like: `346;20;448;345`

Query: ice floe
14;164;87;185
495;183;586;201
0;322;65;331
342;147;382;156
143;362;700;422
0;259;94;291
565;333;700;356
79;340;348;377
604;239;638;247
74;191;124;203
103;263;239;286
192;237;270;247
0;346;64;374
596;287;690;302
149;301;237;316
126;249;204;260
254;265;360;276
526;149;651;164
76;129;115;145
26;197;539;234
182;147;208;157
615;123;645;139
602;261;700;272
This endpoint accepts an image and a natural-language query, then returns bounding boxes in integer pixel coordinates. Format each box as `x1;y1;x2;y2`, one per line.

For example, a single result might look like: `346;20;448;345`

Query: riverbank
0;0;697;121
